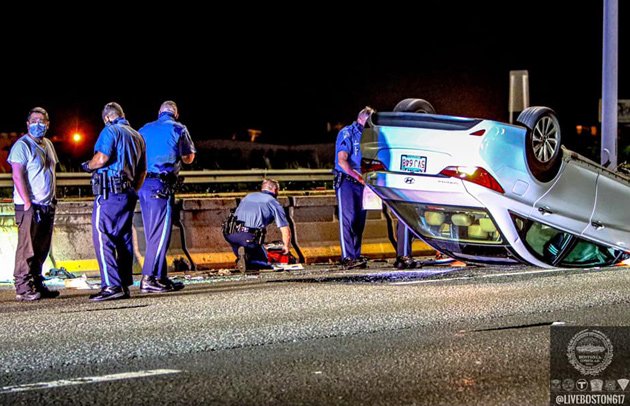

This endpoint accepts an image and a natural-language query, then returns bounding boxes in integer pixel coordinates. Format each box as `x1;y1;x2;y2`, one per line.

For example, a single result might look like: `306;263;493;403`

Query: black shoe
394;256;417;270
89;286;129;302
356;256;368;269
37;285;60;299
16;290;41;302
236;246;247;273
157;277;184;292
140;275;171;293
341;257;368;270
248;263;275;272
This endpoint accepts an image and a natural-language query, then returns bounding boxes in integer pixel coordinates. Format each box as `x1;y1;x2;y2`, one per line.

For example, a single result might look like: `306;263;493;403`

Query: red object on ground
267;250;296;264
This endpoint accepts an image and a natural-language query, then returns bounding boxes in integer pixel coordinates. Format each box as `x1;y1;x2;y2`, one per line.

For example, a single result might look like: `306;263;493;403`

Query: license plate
400;154;427;173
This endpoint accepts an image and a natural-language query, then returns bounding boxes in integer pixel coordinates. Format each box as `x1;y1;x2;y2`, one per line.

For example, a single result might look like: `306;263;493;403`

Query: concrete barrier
0;193;434;281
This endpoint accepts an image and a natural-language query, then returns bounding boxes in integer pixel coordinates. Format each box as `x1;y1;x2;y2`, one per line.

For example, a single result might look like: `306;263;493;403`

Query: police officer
334;106;375;269
223;179;291;272
394;221;449;268
81;102;147;301
138;101;196;293
8;107;59;301
394;222;418;269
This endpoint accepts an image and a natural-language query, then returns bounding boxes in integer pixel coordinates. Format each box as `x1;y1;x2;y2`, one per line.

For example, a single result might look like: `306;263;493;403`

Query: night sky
0;2;627;161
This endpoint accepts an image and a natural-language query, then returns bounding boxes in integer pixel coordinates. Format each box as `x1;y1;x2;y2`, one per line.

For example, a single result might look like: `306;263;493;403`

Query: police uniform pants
335;178;366;260
224;231;270;269
92;190;137;289
13;205;55;294
139;178;174;279
396;221;413;257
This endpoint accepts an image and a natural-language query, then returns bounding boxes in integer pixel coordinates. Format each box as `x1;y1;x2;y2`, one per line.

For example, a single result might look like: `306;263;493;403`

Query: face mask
29;122;47;138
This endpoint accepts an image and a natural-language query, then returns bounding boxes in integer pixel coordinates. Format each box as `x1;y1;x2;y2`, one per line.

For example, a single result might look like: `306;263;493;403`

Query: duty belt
333;171;362;189
91;172;131;199
238;224;265;245
237;225;263;234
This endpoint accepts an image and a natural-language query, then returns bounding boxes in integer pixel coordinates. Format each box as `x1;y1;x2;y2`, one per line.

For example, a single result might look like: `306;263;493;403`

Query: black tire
516;106;562;182
393;98;436;114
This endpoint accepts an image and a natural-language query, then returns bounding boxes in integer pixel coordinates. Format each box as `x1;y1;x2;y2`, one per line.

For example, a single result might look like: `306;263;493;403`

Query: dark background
0;2;627;166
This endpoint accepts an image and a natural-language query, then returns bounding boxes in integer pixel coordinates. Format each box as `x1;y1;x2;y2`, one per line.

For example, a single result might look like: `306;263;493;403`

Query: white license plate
400;154;427;173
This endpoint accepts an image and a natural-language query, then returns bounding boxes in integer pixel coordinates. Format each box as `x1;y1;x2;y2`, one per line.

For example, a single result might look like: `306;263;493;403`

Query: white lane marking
0;369;182;394
391;267;574;285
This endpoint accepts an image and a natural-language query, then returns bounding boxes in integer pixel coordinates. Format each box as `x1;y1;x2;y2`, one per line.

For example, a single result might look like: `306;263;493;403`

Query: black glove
81;161;94;173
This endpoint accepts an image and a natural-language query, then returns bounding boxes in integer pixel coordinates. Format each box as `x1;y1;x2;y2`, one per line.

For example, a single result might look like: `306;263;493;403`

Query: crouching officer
138;101;196;293
81;102;146;301
223;179;291;272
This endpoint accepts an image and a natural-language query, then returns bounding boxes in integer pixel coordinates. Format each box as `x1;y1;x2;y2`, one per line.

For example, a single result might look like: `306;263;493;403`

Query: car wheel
393;98;436;114
516;106;562;182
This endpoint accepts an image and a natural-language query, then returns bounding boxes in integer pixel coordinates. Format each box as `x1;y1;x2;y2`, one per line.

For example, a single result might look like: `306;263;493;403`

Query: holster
252;229;265;245
333;170;342;190
153;173;184;198
222;210;239;236
222;211;265;244
91;172;108;199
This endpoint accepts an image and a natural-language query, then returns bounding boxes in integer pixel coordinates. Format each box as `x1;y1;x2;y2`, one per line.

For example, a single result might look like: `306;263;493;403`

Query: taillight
469;129;486;136
439;166;504;193
361;158;387;173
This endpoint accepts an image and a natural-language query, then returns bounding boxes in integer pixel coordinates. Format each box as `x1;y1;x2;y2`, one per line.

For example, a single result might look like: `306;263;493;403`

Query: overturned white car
361;99;630;268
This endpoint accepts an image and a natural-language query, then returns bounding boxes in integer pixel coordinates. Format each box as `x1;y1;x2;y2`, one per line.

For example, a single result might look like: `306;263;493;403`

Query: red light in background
72;132;82;143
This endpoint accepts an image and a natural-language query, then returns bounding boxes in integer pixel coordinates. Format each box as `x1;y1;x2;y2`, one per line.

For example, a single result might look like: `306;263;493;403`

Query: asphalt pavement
1;260;629;405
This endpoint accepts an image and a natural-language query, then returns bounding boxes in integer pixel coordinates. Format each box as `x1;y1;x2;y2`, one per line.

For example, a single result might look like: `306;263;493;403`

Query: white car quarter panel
583;173;630;249
530;162;598;236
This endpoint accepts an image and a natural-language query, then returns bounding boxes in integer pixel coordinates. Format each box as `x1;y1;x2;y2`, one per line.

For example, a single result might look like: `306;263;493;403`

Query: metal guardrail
0;169;334;188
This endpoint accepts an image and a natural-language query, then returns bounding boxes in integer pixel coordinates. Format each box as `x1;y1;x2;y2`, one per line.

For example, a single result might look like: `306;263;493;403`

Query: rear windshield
389;201;504;245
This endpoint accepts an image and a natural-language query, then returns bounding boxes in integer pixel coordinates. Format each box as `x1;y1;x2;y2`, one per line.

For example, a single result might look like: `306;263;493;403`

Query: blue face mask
29;122;47;138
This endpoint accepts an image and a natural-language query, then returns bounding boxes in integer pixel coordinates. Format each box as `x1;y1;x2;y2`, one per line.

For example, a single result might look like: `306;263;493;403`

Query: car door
582;173;630;250
529;162;597;236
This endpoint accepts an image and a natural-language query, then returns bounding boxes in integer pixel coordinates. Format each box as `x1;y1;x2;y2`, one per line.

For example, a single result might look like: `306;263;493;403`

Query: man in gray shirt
7;107;59;301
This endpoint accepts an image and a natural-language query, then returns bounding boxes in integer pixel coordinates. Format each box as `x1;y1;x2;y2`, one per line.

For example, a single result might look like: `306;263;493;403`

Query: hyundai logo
404;177;415;184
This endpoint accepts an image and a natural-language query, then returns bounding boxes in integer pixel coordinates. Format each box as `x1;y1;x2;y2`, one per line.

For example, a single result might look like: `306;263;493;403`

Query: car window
393;202;503;245
524;222;569;263
512;213;623;267
560;242;619;267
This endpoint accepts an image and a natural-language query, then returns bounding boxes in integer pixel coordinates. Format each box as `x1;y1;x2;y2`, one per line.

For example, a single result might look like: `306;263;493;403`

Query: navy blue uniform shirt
334;121;364;174
138;112;196;175
94;117;146;181
235;191;289;229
